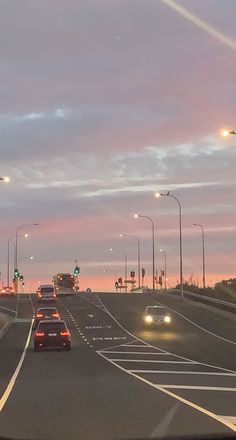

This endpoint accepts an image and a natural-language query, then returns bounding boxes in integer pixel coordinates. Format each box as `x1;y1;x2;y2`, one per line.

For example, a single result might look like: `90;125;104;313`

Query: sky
0;0;236;291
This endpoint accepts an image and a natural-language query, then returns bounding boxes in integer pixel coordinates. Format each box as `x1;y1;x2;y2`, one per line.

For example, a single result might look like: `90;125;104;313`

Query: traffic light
14;269;20;278
19;275;24;281
142;268;145;278
118;277;122;284
115;281;119;289
130;271;135;278
74;266;80;275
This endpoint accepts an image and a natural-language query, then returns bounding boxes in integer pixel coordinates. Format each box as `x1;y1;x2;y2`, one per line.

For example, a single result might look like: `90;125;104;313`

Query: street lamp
120;234;141;288
134;214;155;292
221;129;236;137
109;248;127;293
193;223;206;289
156;192;183;300
7;233;28;287
0;176;10;183
15;223;39;270
160;249;167;291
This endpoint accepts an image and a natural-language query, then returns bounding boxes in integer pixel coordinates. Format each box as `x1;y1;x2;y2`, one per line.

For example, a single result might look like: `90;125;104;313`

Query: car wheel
65;343;71;351
34;343;39;352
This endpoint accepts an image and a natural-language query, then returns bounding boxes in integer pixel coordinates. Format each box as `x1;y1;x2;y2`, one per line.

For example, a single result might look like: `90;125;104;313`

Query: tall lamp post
7;233;28;287
120;234;141;288
193;223;206;289
109;248;127;293
160;249;167;290
156;192;183;300
134;214;155;292
15;223;39;271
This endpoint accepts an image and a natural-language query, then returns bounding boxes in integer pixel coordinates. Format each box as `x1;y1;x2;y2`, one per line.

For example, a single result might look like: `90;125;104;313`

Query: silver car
143;305;171;326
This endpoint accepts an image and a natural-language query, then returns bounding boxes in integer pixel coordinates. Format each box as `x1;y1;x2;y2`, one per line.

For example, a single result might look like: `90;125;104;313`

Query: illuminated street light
221;129;236;137
109;248;127;293
134;214;155;291
0;176;10;183
193;223;206;289
120;234;141;288
156;191;183;300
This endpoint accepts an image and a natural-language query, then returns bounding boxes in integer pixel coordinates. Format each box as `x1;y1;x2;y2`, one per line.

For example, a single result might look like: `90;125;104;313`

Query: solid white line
98;351;236;432
0;320;11;339
119;344;149;347
155;298;236;346
161;385;236;392
0;305;16;314
112;359;194;364
220;416;236;423
128;370;236;375
99;350;167;355
0;319;33;412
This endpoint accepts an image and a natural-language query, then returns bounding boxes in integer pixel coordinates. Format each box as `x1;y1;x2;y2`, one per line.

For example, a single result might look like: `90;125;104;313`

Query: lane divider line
0;319;34;413
98;350;236;433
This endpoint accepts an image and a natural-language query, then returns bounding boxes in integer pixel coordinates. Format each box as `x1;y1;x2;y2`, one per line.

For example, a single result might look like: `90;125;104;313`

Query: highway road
0;292;236;439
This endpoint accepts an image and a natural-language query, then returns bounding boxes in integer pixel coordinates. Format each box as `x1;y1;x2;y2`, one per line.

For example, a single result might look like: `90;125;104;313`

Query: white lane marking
156;299;236;346
150;402;179;439
15;295;20;319
120;344;149;347
112;360;195;364
220;416;236;423
98;351;236;432
0;305;16;314
100;350;167;355
128;370;236;375
0;319;33;412
160;385;236;392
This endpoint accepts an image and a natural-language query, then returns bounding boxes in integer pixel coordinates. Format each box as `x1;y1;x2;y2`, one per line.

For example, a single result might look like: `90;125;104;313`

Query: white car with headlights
143;305;171;326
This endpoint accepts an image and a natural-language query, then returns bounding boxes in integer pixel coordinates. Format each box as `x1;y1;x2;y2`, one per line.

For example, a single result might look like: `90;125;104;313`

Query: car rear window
38;322;66;331
40;287;54;293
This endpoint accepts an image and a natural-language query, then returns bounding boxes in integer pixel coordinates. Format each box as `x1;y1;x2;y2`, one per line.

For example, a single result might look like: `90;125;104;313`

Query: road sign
124;280;135;284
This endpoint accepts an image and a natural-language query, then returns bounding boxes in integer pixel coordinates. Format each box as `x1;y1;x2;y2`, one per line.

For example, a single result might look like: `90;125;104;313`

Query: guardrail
166;289;236;314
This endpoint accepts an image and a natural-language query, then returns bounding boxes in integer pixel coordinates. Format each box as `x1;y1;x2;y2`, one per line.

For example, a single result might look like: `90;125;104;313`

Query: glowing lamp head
134;214;139;219
222;129;230;137
155;192;161;198
3;176;10;183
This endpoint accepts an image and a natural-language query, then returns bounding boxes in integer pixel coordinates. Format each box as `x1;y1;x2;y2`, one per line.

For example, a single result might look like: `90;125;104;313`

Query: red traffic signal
118;277;123;284
130;271;135;278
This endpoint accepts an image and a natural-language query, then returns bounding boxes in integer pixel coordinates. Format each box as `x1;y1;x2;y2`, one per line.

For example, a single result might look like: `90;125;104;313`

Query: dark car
34;320;71;351
33;307;60;330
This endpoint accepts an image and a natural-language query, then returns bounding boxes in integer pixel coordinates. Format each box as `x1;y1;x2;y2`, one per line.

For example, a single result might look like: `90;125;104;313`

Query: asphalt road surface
0;292;236;440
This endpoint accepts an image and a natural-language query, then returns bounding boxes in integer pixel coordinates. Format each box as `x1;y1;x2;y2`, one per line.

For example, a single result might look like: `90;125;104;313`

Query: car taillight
36;313;43;318
35;331;45;337
60;330;70;337
53;294;56;298
52;313;59;318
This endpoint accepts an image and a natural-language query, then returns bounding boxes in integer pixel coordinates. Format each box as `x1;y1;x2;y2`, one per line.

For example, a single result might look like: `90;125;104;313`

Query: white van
37;284;56;302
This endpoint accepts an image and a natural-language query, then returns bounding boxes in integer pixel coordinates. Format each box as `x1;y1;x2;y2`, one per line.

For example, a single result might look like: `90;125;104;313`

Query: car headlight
164;315;171;323
144;315;153;323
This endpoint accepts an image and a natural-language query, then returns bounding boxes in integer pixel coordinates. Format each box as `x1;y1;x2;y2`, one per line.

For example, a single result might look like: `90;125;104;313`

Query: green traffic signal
14;269;20;278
